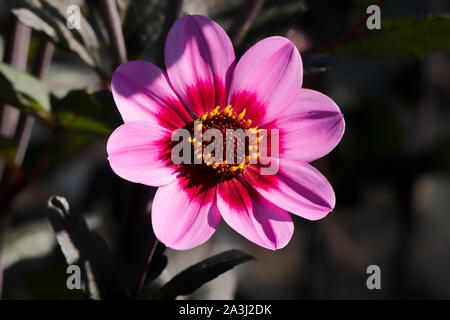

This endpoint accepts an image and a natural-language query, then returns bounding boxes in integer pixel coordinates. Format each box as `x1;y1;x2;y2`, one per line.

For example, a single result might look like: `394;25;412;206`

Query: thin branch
228;0;265;46
309;19;367;54
309;0;387;54
32;36;55;79
0;15;31;299
0;16;31;186
102;0;127;69
15;36;55;166
100;1;159;299
132;234;158;299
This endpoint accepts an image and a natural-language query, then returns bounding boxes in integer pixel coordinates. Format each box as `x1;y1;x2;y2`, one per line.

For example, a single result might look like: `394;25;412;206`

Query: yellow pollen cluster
197;105;253;128
191;105;260;179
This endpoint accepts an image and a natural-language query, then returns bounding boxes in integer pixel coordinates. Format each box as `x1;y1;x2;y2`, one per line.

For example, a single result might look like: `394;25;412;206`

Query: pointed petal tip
276;88;346;162
228;35;303;126
246;159;336;221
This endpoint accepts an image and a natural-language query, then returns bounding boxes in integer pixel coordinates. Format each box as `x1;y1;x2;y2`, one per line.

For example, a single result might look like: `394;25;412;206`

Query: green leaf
0;64;120;134
154;250;255;300
56;112;112;135
51;89;121;135
0;62;53;123
327;17;450;58
0;62;120;136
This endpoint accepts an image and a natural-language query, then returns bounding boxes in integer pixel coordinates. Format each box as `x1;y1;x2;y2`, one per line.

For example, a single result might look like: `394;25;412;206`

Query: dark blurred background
0;0;449;299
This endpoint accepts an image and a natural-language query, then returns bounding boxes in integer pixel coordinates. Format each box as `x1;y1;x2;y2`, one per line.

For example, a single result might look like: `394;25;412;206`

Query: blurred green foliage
327;18;450;58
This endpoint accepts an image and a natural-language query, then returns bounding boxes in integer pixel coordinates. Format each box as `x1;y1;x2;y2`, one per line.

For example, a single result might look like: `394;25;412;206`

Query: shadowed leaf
7;0;102;72
154;250;255;300
47;195;122;299
141;243;168;299
145;243;168;285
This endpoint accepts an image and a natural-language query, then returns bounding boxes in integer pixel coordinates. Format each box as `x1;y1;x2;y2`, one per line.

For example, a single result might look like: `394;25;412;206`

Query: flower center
189;105;260;180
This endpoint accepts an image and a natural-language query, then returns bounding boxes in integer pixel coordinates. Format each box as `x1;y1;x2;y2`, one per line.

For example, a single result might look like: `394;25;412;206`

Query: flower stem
118;184;159;299
132;234;159;299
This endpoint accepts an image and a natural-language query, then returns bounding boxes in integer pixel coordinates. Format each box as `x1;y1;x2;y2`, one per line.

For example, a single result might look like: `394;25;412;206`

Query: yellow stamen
223;105;231;114
190;105;260;177
249;126;260;134
230;166;239;172
237;108;246;121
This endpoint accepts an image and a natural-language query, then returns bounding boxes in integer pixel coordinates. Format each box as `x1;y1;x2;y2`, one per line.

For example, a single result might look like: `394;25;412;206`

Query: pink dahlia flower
107;15;345;250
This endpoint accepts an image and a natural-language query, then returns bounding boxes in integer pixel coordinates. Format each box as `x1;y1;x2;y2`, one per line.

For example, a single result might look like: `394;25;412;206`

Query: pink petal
165;15;235;116
217;178;293;250
245;158;335;220
277;89;345;162
228;36;302;126
107;121;175;187
151;178;220;250
111;60;192;130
